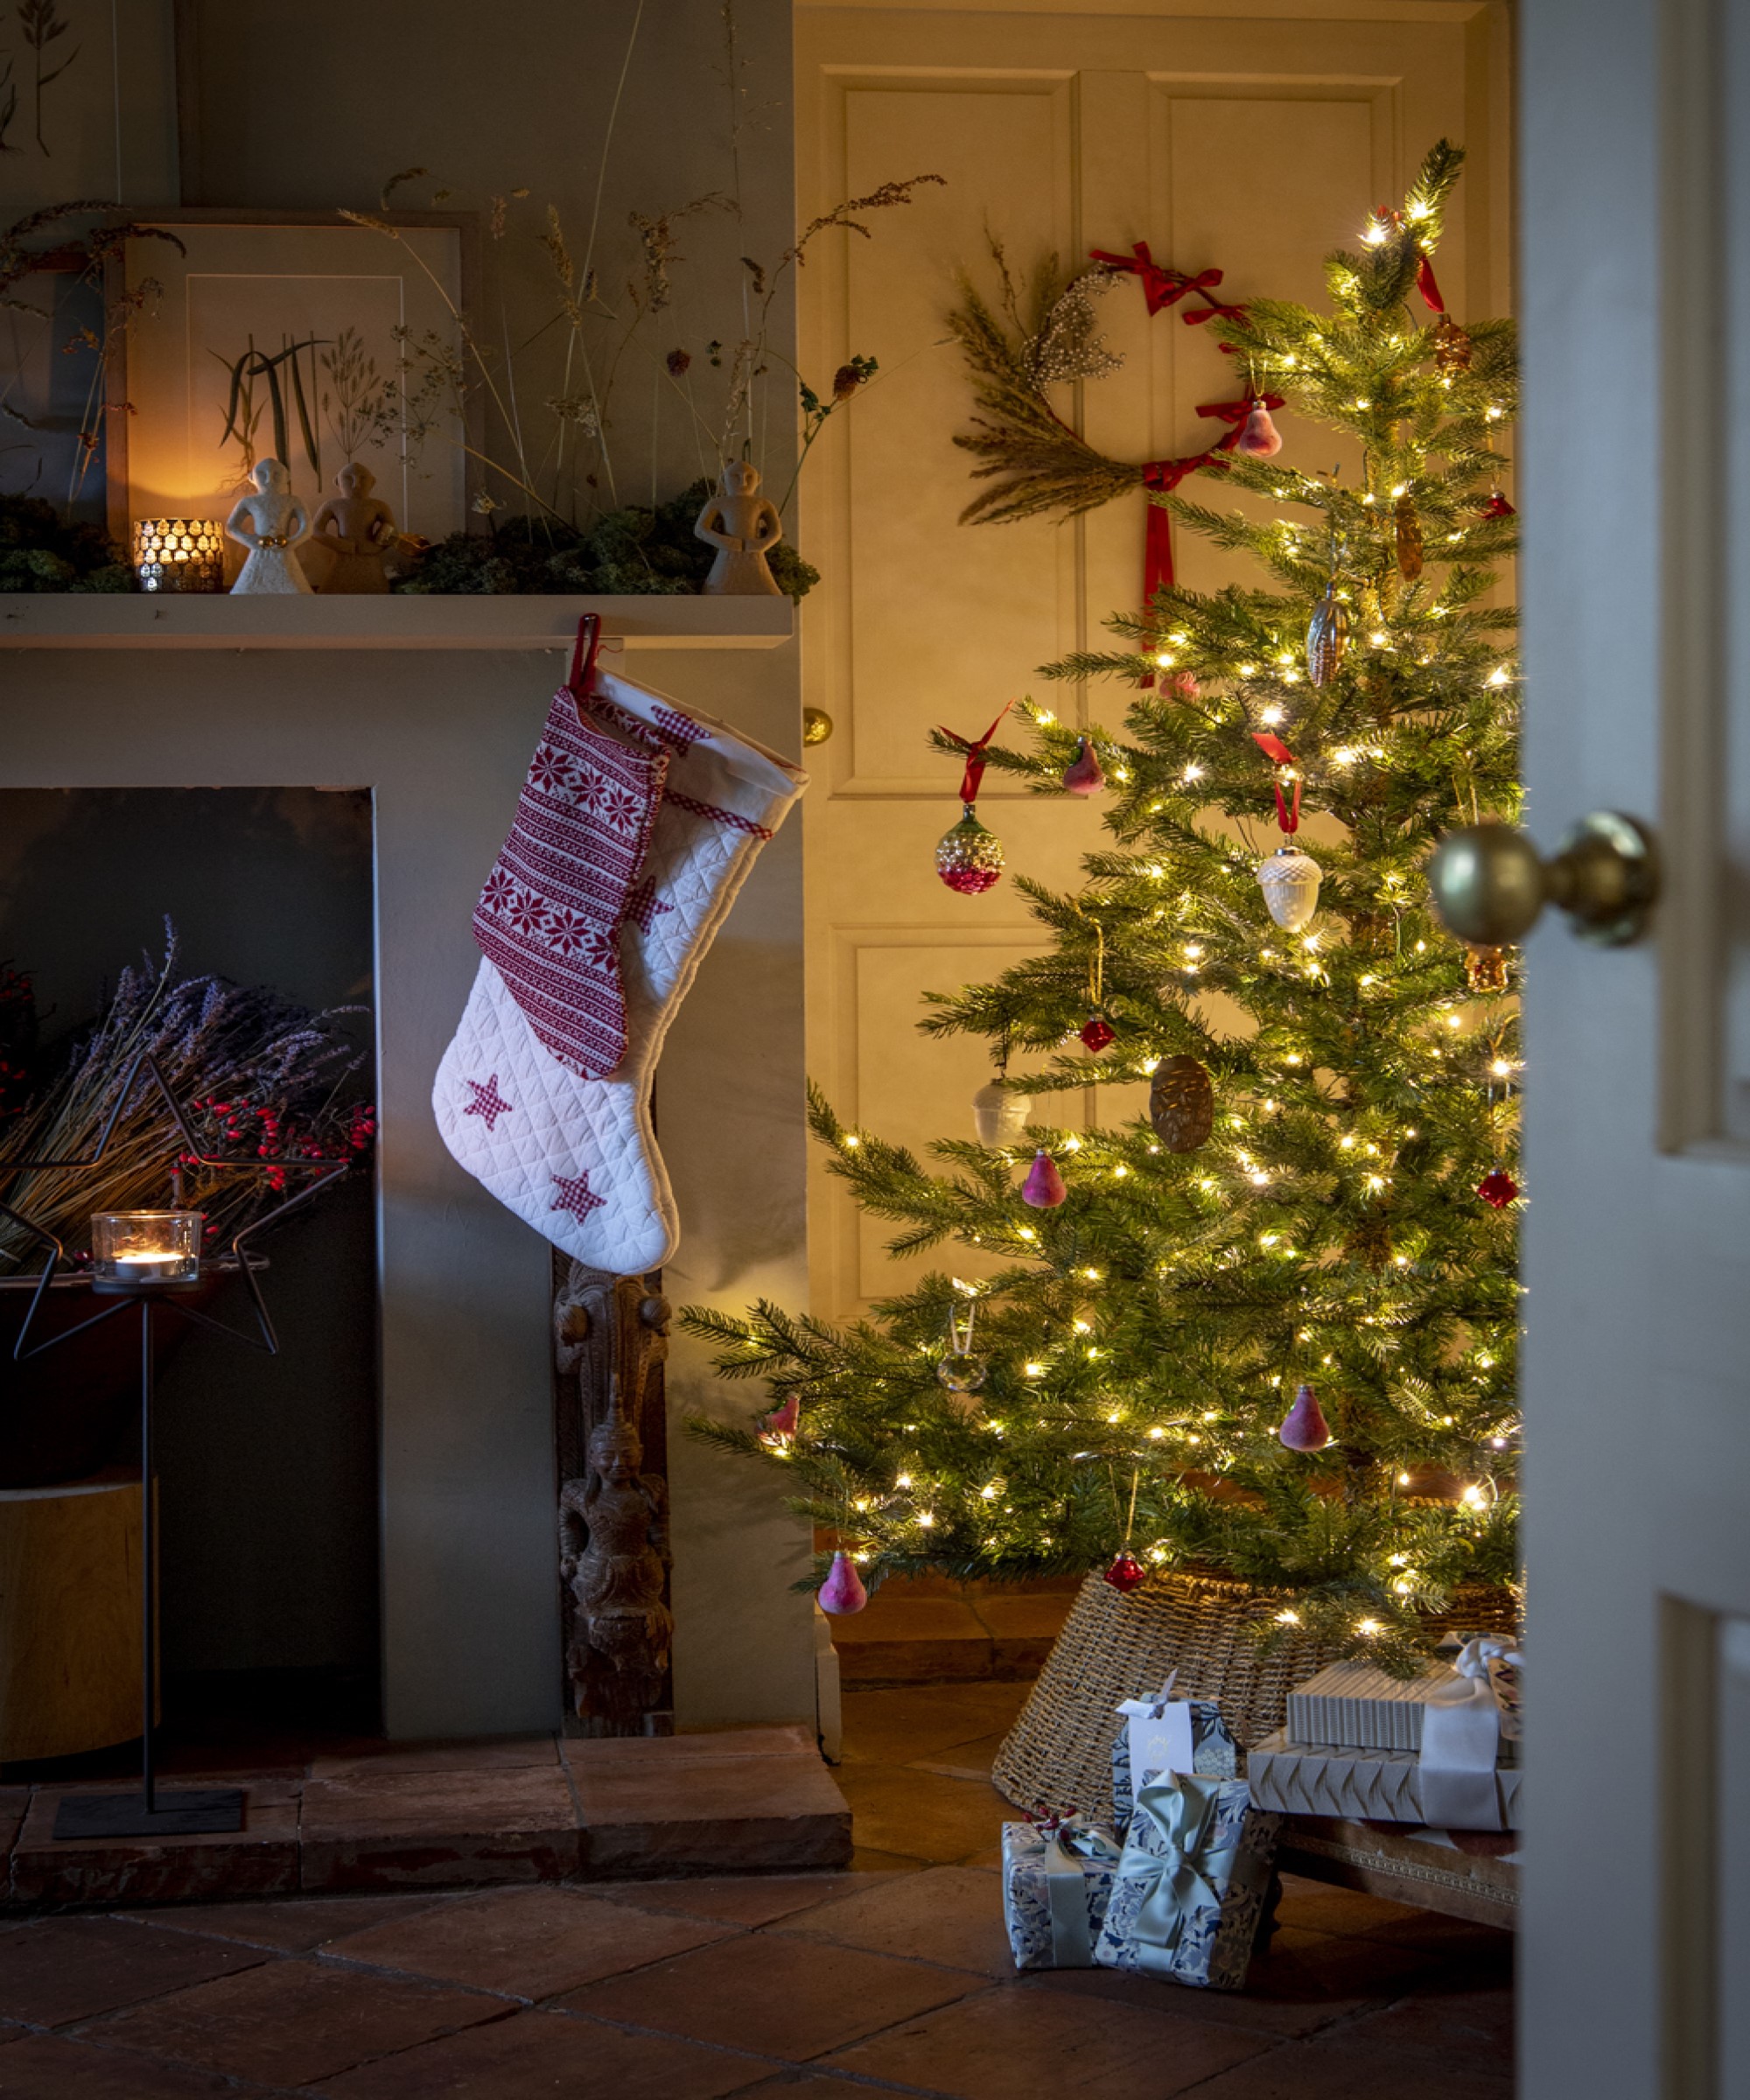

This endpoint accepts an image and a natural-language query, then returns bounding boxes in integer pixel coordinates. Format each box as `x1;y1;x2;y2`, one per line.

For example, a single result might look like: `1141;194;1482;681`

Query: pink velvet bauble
1236;401;1283;458
1061;738;1105;796
818;1550;869;1615
1022;1150;1067;1208
1278;1382;1332;1452
762;1394;799;1439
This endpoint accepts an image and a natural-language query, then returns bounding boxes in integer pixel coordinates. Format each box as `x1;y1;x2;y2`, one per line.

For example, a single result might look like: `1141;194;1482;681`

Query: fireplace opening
0;787;380;1754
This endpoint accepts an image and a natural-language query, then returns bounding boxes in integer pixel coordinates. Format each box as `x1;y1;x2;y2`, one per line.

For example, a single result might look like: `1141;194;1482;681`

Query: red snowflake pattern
583;776;648;834
480;869;516;914
529;744;577;796
508;890;547;936
544;906;593;958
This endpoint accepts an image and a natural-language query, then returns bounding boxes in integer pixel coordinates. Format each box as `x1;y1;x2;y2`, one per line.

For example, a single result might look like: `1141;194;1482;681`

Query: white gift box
1287;1656;1522;1754
1001;1818;1123;1970
1246;1728;1522;1830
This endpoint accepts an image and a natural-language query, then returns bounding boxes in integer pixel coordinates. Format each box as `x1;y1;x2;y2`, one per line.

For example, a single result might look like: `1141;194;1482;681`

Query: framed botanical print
112;211;478;560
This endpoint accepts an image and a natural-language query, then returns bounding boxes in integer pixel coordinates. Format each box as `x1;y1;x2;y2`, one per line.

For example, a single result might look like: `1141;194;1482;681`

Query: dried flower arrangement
0;928;374;1271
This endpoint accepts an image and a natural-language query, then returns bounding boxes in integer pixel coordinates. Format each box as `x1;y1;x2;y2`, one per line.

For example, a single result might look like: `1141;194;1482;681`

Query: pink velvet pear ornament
761;1394;800;1442
1061;738;1105;796
1236;399;1283;458
1278;1382;1332;1452
818;1550;869;1615
1022;1150;1068;1208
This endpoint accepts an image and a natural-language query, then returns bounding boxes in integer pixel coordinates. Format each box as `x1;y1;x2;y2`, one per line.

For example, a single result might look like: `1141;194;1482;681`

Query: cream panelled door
795;0;1512;1320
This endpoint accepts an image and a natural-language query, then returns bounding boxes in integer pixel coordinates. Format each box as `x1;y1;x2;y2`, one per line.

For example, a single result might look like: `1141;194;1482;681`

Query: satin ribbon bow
937;702;1014;806
1251;732;1302;835
1418;1635;1523;1831
1089;244;1225;318
1116;1773;1250;1977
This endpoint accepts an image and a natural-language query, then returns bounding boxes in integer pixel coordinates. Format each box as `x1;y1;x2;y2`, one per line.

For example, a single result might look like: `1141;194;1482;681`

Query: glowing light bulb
843;1134;860;1148
1260;704;1284;725
896;1474;913;1488
1357;1619;1382;1637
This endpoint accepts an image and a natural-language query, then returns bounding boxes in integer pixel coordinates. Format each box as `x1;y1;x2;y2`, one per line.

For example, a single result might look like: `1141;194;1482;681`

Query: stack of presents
1002;1634;1521;1986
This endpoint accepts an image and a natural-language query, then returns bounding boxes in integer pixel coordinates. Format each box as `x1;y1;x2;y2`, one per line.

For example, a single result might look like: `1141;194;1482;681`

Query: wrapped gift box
1094;1772;1281;1992
1110;1695;1239;1836
1287;1657;1521;1754
1247;1729;1522;1830
1001;1818;1122;1970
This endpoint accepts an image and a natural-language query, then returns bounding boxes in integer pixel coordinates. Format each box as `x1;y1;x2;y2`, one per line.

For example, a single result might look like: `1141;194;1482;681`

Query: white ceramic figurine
225;458;312;594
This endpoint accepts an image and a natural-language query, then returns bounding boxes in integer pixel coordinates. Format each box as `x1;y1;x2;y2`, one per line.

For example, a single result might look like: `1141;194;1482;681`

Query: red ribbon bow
1089;244;1222;318
1252;731;1301;834
939;701;1015;805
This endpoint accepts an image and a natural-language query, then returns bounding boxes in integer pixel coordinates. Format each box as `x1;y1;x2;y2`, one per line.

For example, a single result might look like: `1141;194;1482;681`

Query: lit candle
90;1211;202;1292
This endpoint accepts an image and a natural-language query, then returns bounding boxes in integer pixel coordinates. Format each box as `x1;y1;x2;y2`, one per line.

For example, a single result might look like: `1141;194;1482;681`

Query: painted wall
0;1;814;1737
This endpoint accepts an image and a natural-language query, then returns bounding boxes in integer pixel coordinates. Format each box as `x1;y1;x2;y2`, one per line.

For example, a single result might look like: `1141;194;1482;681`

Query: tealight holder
132;518;225;593
90;1210;202;1292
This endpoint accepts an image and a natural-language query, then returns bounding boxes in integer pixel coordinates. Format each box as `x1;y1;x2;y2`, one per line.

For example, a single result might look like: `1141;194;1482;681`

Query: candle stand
0;1052;350;1839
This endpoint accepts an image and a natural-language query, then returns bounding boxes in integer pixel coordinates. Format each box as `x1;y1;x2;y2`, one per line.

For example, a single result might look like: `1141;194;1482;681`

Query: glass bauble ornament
1465;945;1510;995
1061;737;1105;796
1257;844;1322;931
1395;494;1424;581
1278;1382;1332;1452
1478;1167;1520;1209
1080;1015;1116;1053
1149;1054;1214;1153
818;1550;869;1615
936;804;1004;893
1236;399;1282;458
1306;584;1349;685
972;1081;1032;1148
1102;1550;1146;1594
1022;1150;1067;1208
1480;490;1516;521
936;1352;988;1398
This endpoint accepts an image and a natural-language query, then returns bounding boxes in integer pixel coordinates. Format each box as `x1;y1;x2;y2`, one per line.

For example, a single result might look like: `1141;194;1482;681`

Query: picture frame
108;209;481;570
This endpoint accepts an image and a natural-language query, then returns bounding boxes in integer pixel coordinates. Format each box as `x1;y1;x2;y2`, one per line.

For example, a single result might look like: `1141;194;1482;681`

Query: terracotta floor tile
309;1736;559;1782
125;1892;456;1951
1246;1926;1436;2004
0;2032;275;2096
728;2081;878;2097
323;1883;735;1997
299;1765;581;1893
837;1690;1017;1768
849;1844;933;1871
557;1930;982;2058
593;1870;908;1927
833;1763;1011;1865
1033;1956;1387;2042
1272;1881;1426;1936
0;1915;268;2026
775;1865;1015;1977
311;2006;772;2097
907;1731;1011;1782
1187;2033;1514;2099
824;1975;1270;2097
1345;1982;1516;2067
80;1956;506;2086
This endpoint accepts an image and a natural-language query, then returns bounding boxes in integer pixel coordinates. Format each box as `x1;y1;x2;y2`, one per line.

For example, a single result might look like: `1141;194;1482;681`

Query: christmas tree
687;142;1522;1670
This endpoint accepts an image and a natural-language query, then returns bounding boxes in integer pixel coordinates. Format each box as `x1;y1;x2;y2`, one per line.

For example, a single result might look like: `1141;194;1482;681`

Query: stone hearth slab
299;1764;581;1894
307;1734;559;1782
10;1781;299;1908
566;1734;851;1879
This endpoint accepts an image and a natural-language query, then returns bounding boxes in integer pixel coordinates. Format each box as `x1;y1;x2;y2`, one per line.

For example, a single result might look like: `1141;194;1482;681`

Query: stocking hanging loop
568;613;605;705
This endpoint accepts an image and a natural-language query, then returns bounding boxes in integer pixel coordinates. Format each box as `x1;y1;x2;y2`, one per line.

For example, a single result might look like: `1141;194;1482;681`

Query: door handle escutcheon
1427;812;1660;948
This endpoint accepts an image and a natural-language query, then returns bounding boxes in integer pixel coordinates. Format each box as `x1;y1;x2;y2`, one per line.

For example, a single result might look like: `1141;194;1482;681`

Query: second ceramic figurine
310;462;397;593
225;458;312;594
694;460;783;595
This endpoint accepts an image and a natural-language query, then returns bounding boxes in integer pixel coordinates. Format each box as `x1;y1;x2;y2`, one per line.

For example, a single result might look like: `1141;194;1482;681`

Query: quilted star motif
551;1170;606;1221
625;878;676;934
462;1074;514;1131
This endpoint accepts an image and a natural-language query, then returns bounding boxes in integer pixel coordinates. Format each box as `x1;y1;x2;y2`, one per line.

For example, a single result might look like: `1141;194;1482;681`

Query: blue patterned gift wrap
1001;1818;1124;1970
1110;1697;1240;1836
1093;1773;1282;1991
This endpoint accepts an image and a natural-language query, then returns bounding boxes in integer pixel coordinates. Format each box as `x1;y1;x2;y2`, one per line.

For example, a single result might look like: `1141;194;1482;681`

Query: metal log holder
0;1051;352;1840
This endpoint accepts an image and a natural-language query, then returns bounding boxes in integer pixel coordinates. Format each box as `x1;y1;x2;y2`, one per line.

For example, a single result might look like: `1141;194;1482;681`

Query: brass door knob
1427;813;1659;948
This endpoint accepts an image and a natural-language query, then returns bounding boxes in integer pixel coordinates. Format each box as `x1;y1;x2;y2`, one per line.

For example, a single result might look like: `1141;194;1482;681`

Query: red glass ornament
1080;1015;1116;1053
1102;1550;1146;1594
1478;1168;1520;1209
1022;1150;1067;1208
935;805;1005;894
1278;1382;1332;1452
1480;490;1517;521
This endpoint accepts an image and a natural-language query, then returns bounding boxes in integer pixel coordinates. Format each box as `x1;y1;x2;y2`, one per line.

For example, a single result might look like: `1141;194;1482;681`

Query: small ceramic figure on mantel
693;459;783;596
224;458;312;594
310;461;396;594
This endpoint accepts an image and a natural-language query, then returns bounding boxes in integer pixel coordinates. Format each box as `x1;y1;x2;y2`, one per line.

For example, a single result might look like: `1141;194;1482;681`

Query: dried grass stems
951;239;1139;526
0;929;370;1270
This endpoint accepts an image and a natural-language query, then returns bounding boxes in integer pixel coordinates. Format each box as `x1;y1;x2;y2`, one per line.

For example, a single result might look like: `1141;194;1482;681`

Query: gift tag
1116;1676;1196;1783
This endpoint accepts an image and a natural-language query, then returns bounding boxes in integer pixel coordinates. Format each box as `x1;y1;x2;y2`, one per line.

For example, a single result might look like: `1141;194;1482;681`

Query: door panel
798;2;1513;1320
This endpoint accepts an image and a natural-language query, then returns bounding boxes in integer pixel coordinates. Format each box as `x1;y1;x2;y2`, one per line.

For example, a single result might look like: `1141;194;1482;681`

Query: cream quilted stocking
434;644;805;1274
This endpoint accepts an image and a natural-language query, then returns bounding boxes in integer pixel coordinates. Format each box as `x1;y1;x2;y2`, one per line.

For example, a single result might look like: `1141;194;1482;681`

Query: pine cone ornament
936;805;1004;893
1465;945;1510;995
1433;315;1474;374
972;1081;1032;1148
1149;1054;1214;1153
1306;584;1349;685
1395;494;1424;581
1257;844;1322;932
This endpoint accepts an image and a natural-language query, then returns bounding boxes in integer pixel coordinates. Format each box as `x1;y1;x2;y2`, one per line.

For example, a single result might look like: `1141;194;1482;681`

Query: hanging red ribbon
1370;205;1448;317
1137;396;1283;615
939;701;1015;805
1252;732;1301;834
1089;244;1226;318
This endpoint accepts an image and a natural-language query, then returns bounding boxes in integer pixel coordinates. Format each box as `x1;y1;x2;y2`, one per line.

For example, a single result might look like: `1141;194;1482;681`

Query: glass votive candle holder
89;1211;203;1292
132;518;225;593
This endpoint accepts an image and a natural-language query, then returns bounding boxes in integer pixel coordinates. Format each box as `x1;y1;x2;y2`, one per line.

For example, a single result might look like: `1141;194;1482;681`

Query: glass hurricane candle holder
89;1211;203;1292
132;518;225;593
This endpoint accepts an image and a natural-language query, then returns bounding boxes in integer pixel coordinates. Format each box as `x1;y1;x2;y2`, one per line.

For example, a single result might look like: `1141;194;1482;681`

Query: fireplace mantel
0;596;792;651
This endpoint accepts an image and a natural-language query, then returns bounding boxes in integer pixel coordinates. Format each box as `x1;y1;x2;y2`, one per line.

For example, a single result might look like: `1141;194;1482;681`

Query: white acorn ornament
1257;844;1322;931
972;1081;1032;1149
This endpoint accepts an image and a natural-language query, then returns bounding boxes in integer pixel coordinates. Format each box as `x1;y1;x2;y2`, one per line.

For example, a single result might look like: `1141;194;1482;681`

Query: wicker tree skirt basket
990;1567;1521;1820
